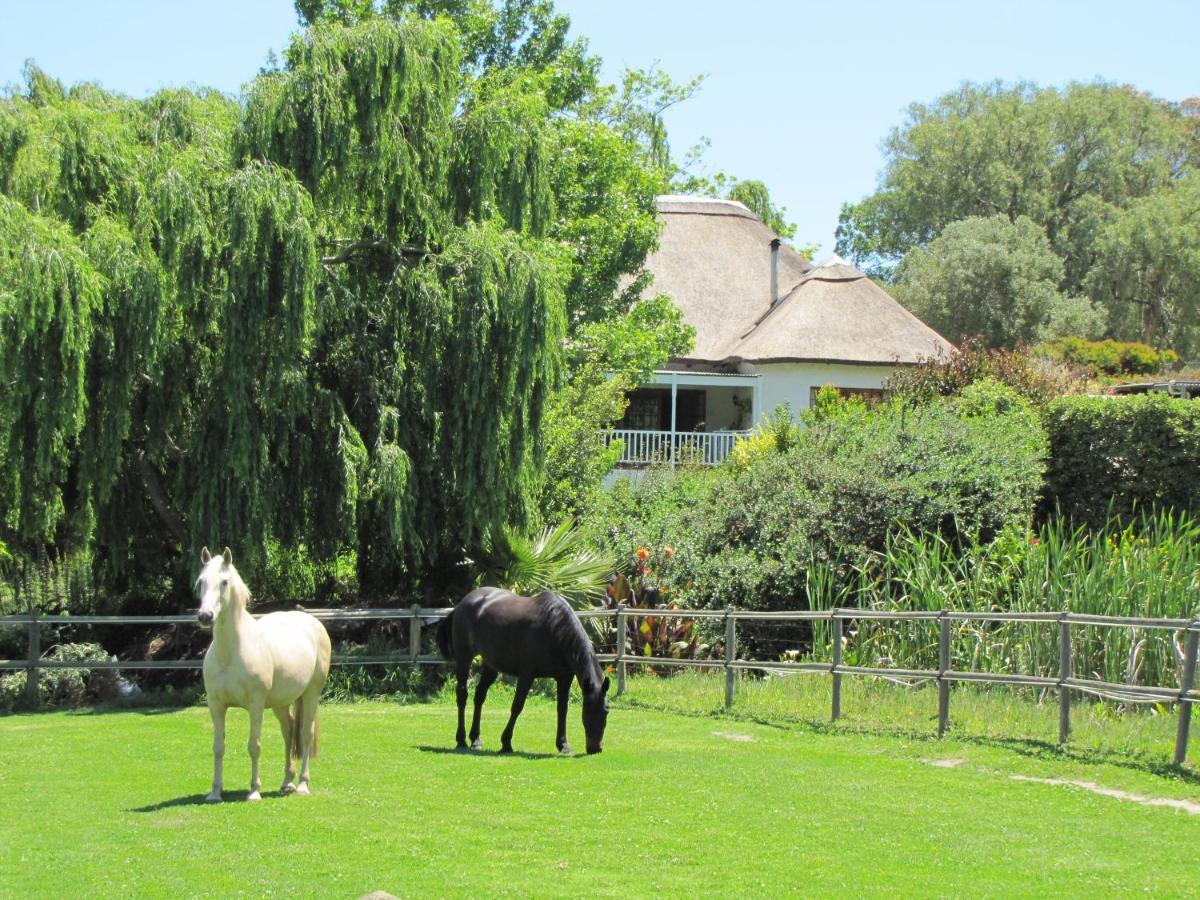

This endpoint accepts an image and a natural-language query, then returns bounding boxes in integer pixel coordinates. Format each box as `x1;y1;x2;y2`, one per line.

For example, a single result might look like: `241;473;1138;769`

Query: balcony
606;428;750;467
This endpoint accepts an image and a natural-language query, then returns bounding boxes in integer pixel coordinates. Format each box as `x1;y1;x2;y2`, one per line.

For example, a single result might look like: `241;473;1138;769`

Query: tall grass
803;510;1200;691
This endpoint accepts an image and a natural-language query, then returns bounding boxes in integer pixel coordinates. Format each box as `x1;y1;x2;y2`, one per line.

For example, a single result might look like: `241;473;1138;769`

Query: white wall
705;388;753;430
739;362;898;421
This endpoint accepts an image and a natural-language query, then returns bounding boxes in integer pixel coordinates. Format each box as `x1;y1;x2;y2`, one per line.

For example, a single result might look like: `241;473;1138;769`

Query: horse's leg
295;689;320;795
555;674;573;755
499;674;534;754
455;658;471;750
469;665;499;750
273;705;296;793
206;700;227;803
246;702;265;801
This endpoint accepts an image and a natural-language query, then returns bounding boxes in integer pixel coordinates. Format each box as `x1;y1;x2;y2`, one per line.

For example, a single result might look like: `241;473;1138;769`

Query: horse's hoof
247;791;262;802
559;745;572;755
454;743;470;753
471;739;483;750
205;793;222;804
295;783;310;796
280;783;297;795
499;745;514;755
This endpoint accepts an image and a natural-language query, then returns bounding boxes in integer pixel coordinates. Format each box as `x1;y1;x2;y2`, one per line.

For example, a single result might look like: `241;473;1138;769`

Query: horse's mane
227;565;252;610
539;593;602;693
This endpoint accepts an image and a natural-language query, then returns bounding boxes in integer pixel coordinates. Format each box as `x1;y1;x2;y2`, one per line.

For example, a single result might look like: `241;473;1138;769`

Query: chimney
769;238;781;307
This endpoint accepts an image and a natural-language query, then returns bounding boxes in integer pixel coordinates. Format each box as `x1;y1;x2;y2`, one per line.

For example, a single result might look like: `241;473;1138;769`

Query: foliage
535;297;694;522
475;520;615;606
801;511;1200;691
690;393;1046;610
892;214;1091;348
1035;337;1179;377
0;17;590;603
604;544;701;660
1083;173;1200;356
588;390;1047;655
726;402;803;471
886;337;1084;405
836;80;1195;294
1041;394;1200;527
0;642;113;713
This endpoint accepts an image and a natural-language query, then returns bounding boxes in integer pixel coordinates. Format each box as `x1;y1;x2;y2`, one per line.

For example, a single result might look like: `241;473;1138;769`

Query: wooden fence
3;605;1198;765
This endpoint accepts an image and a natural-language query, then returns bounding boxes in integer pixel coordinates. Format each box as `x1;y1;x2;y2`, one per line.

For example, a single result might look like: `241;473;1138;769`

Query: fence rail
3;605;1199;765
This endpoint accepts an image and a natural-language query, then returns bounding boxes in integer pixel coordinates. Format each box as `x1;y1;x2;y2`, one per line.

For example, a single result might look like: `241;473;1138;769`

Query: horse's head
194;547;244;627
581;676;610;754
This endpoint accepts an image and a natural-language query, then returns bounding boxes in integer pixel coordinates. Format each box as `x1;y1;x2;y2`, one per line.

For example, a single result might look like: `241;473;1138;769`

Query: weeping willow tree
0;15;569;603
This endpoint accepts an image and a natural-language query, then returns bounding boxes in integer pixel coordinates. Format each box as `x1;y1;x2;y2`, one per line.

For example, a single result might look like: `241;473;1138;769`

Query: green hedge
1035;337;1178;376
1041;394;1200;526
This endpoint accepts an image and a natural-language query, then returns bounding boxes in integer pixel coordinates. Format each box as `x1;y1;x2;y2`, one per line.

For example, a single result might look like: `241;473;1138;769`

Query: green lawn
2;684;1199;898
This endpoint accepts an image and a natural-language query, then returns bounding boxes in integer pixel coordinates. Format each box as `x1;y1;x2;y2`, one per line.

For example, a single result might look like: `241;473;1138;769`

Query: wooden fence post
409;604;422;669
1058;617;1072;745
938;613;950;738
615;604;627;696
831;613;843;722
25;610;39;708
1173;625;1199;766
724;608;736;710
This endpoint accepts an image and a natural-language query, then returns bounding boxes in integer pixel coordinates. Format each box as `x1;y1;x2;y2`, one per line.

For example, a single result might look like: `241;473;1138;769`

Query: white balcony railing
605;429;750;467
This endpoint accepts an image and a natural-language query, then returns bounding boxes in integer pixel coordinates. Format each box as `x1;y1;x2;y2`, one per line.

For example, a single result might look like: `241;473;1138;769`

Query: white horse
194;547;331;803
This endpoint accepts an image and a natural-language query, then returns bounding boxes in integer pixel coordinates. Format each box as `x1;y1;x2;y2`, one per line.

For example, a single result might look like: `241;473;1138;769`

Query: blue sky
2;1;1197;254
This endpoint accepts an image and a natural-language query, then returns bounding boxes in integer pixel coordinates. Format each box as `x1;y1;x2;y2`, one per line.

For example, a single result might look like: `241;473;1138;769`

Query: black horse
436;587;610;755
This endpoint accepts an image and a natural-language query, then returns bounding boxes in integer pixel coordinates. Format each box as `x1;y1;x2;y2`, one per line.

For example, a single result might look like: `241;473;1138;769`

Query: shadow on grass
128;790;291;812
416;744;570;760
613;696;1200;785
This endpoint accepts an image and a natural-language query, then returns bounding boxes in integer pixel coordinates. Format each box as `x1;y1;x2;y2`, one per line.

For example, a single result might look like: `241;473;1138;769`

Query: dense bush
0;642;115;713
586;385;1048;657
1041;393;1200;527
887;338;1082;404
689;383;1046;609
1035;337;1179;376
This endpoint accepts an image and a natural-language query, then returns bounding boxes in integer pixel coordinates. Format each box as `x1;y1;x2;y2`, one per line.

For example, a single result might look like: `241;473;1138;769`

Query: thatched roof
644;197;953;365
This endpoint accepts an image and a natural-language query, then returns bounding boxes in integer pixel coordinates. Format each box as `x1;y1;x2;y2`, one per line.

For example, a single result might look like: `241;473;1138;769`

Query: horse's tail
289;696;320;759
436;610;455;660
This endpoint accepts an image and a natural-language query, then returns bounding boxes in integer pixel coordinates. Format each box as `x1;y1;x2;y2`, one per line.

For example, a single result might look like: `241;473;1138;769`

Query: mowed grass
2;682;1200;898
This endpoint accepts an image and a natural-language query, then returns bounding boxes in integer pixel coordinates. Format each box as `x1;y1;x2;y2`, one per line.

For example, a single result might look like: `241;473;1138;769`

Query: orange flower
635;547;649;561
663;546;675;558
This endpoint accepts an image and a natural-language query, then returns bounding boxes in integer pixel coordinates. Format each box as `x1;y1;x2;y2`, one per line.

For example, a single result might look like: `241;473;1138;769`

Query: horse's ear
200;547;211;564
222;547;233;565
601;676;610;696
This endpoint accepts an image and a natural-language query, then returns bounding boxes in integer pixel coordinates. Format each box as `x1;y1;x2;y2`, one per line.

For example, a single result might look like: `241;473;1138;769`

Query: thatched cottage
612;195;953;466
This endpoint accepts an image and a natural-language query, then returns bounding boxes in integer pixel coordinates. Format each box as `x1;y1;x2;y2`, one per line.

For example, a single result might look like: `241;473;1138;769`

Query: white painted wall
705;387;754;430
739;361;898;420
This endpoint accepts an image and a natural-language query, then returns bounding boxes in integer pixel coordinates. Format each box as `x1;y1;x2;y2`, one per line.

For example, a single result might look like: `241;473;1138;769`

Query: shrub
1035;337;1179;377
887;337;1082;405
727;402;803;471
0;642;115;713
1041;393;1200;527
475;520;615;607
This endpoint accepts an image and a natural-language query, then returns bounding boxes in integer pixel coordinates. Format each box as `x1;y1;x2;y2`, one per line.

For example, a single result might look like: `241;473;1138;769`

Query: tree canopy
837;80;1199;352
0;15;612;601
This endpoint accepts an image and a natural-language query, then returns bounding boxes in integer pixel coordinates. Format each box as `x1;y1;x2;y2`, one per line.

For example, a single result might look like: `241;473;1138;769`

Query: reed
802;510;1200;692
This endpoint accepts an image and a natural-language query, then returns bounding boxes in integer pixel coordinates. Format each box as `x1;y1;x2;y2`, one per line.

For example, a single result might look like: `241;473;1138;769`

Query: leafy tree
536;296;693;522
1084;174;1200;356
0;20;572;602
892;214;1092;348
836;80;1195;295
